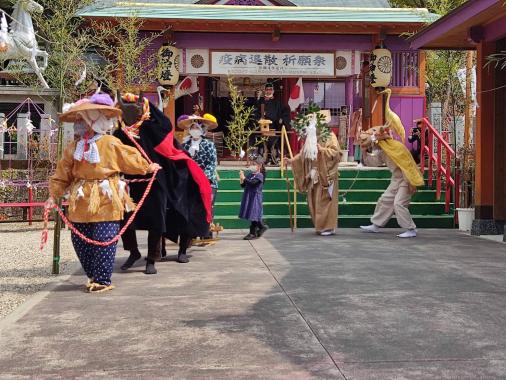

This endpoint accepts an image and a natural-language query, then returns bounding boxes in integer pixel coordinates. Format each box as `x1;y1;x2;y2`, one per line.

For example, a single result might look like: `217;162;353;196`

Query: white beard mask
303;116;318;161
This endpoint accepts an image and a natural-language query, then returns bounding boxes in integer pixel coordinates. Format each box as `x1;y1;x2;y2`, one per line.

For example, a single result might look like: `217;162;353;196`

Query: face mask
92;115;116;135
189;127;202;138
249;165;258;172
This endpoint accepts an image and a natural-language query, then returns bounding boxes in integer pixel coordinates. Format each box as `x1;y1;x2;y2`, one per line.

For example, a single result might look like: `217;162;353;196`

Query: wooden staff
285;176;294;232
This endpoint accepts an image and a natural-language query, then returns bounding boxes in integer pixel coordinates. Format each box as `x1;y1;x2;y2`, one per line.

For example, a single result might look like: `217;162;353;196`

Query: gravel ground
0;222;79;319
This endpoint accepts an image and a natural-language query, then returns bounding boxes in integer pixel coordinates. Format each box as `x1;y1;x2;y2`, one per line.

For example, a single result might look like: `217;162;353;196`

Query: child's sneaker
256;224;269;237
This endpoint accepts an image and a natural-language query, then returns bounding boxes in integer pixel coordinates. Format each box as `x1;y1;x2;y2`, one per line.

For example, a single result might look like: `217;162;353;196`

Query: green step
214;214;455;229
215;167;455;230
216;189;445;203
218;178;394;190
217;168;435;180
214;201;451;216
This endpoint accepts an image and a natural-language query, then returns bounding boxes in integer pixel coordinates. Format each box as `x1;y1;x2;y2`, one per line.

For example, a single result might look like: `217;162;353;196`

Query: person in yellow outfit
45;93;160;293
359;126;424;238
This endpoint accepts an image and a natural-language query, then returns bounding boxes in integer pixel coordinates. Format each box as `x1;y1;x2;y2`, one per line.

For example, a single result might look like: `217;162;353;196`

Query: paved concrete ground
0;229;505;379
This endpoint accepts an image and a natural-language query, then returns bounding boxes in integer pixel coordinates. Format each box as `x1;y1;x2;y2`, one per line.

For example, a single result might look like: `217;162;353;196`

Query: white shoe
397;229;417;238
360;224;380;233
319;229;335;236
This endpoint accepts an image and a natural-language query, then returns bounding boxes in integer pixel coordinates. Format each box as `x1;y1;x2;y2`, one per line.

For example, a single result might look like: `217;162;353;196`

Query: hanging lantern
158;45;180;86
370;48;392;88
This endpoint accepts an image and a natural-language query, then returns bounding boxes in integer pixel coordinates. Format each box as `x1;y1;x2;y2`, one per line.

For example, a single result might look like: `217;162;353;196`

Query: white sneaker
319;229;335;236
360;224;380;233
397;229;417;238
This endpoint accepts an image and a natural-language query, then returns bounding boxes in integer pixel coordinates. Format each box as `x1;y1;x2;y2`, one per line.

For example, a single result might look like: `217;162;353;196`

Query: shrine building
81;0;433;157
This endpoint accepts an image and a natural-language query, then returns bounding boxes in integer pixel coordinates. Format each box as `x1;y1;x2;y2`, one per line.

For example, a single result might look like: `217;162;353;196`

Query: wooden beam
475;40;495;219
272;27;281;42
418;50;426;96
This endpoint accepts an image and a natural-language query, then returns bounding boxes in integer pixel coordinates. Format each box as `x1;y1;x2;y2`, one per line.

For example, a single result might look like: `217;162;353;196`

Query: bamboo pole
52;93;64;275
281;126;297;230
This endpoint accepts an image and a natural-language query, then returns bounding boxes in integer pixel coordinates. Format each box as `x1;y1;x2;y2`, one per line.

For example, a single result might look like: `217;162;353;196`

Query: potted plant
456;145;475;231
223;77;258;161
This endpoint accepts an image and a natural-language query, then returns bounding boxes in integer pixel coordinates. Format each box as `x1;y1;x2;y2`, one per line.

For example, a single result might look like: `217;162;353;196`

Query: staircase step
214;214;455;229
217;168;436;180
215;167;456;230
214;201;451;216
216;189;445;203
218;178;395;190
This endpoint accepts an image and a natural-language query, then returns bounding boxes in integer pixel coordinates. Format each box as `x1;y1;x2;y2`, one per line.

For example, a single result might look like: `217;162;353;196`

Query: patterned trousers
71;222;120;286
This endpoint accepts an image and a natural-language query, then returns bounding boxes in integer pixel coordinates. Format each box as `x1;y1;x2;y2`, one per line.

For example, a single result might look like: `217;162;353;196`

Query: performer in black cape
114;92;212;274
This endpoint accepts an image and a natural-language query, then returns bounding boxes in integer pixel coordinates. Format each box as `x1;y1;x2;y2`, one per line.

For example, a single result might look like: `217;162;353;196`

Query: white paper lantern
158;45;180;86
370;48;392;88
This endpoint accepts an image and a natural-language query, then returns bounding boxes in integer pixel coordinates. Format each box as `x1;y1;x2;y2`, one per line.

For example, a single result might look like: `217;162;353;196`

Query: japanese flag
174;76;199;99
288;77;305;111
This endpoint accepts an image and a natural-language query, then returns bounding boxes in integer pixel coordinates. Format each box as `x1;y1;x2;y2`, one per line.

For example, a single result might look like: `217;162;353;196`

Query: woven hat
59;93;121;122
177;113;218;130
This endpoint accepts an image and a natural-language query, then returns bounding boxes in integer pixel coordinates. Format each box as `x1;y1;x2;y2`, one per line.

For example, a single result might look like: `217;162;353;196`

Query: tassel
99;179;113;199
124;194;136;213
88;182;100;214
68;181;82;212
118;180;127;198
110;179;123;211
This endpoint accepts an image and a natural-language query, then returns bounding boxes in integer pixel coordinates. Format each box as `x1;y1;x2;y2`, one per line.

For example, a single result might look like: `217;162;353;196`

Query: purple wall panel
175;33;374;51
390;95;425;149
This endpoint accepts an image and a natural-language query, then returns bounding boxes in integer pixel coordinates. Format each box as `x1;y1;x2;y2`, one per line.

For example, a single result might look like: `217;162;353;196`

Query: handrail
280;125;297;230
417;117;459;214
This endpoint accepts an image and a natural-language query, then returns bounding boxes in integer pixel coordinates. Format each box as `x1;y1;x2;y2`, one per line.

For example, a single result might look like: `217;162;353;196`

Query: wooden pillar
472;41;495;233
163;88;176;128
370;34;384;128
198;76;207;112
418;51;427;96
494;38;506;222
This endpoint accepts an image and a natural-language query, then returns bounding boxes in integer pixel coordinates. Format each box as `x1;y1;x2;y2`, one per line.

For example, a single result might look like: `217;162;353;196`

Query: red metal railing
418;117;459;213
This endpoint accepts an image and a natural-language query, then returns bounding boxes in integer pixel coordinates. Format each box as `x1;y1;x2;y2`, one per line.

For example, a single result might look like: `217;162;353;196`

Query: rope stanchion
40;125;158;251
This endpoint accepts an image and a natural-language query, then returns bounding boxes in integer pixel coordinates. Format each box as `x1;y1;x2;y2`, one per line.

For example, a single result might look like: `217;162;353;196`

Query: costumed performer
178;113;219;239
115;93;212;271
359;125;424;238
45;93;159;292
286;110;342;236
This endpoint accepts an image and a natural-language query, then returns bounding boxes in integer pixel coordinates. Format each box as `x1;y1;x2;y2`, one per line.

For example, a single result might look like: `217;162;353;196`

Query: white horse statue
0;0;49;88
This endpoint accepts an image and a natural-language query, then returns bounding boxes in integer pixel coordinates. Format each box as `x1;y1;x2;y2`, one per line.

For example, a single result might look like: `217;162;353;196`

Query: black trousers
121;229;162;262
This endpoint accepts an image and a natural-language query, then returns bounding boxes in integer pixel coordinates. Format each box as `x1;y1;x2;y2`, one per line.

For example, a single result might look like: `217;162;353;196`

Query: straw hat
59;93;122;123
177;113;218;130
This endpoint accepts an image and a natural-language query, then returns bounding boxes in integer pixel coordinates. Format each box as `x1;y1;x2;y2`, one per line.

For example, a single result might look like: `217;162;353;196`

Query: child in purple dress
239;159;268;240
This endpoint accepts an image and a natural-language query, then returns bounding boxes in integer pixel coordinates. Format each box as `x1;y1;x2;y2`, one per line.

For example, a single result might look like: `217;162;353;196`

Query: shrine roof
289;0;390;7
81;2;434;24
409;0;506;49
